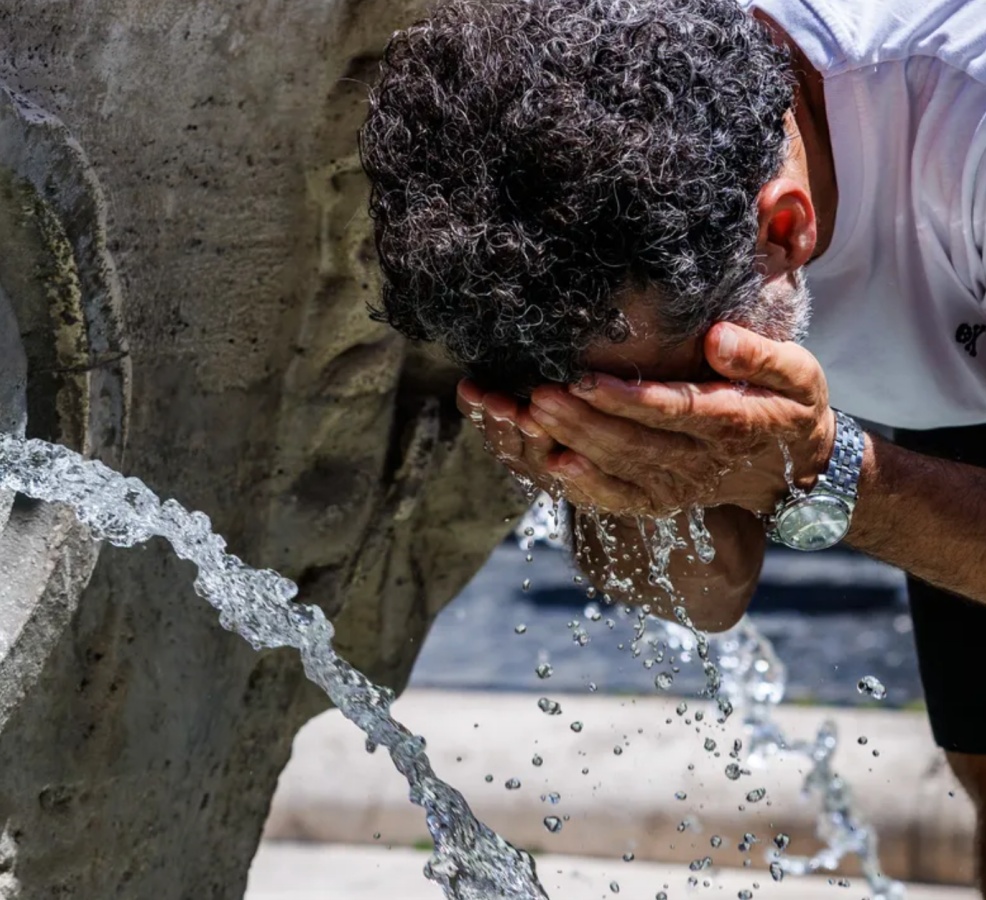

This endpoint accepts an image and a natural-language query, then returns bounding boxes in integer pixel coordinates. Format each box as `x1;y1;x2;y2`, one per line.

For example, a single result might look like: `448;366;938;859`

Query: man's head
360;0;816;392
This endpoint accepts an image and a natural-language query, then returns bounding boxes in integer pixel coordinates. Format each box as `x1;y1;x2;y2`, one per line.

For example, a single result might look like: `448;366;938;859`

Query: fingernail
571;376;595;393
717;326;738;362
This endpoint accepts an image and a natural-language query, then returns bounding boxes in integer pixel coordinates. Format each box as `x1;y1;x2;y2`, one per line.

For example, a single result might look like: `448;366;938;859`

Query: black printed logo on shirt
956;323;986;357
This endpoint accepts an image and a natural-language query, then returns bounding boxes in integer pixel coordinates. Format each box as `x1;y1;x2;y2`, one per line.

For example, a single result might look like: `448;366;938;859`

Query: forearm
573;505;766;632
847;432;986;602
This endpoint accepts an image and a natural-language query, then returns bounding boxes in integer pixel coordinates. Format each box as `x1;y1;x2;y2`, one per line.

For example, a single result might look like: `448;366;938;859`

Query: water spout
0;434;547;900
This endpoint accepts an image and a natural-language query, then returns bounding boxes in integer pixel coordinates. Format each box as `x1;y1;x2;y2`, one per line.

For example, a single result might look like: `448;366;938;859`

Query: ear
755;176;817;278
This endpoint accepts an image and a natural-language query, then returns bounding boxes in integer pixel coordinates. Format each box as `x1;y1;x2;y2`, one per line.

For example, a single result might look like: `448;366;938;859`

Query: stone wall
0;2;524;897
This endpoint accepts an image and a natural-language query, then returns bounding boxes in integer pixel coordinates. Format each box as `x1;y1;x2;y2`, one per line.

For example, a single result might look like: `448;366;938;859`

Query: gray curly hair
360;0;794;394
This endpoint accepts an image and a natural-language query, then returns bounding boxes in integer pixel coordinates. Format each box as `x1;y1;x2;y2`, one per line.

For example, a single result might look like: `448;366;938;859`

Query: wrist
768;410;865;551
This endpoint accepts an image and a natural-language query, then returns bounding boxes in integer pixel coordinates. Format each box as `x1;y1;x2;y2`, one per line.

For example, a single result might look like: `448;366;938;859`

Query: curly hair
359;0;793;394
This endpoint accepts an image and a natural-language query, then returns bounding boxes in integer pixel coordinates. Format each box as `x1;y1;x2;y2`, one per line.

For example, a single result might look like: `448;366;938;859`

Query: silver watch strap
817;410;865;500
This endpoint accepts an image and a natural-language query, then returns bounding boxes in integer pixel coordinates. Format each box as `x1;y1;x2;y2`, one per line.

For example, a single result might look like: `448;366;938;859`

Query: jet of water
0;434;547;900
717;620;906;900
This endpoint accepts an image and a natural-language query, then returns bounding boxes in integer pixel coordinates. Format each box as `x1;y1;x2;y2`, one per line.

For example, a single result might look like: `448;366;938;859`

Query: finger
481;392;524;460
572;370;817;441
529;385;695;478
514;406;556;469
546;449;650;515
705;322;823;404
569;373;744;432
456;379;486;426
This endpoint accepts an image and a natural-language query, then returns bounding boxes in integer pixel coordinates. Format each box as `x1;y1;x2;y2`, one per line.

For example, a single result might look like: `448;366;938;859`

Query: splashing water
0;435;547;900
778;440;805;499
686;506;716;565
521;495;903;898
715;620;905;900
857;675;888;700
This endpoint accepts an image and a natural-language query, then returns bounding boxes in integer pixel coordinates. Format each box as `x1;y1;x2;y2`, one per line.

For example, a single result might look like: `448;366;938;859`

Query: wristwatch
767;410;865;551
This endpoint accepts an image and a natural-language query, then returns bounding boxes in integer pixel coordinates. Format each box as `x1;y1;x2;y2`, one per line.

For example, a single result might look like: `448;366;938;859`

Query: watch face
776;495;851;551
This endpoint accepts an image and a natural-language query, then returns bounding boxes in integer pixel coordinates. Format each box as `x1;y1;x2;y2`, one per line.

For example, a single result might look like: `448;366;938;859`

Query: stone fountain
0;4;525;897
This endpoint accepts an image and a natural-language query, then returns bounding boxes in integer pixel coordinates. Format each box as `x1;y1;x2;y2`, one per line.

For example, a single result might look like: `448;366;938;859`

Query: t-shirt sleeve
967;113;986;305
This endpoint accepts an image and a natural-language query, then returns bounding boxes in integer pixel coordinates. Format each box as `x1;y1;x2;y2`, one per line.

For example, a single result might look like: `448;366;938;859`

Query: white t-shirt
747;0;986;429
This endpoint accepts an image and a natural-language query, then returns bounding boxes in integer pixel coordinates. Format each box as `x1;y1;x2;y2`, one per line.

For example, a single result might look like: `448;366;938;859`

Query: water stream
717;621;904;899
0;434;546;900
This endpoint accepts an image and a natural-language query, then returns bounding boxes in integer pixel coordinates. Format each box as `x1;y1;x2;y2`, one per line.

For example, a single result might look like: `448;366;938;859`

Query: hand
520;322;836;518
455;379;661;512
455;379;562;498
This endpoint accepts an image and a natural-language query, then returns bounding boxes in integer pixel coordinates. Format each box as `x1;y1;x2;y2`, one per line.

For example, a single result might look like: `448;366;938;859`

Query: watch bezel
773;492;852;551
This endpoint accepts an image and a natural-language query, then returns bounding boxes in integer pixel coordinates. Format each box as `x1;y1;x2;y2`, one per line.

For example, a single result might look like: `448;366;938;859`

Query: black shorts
895;424;986;754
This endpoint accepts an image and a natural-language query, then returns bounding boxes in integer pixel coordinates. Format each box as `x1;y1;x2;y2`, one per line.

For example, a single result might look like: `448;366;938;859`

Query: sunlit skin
455;11;986;883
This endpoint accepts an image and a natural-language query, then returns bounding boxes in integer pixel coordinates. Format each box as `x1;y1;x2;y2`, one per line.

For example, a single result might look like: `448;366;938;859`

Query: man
359;0;986;886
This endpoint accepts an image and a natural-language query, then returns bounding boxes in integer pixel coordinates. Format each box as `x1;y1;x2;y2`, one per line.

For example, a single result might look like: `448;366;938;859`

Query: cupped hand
518;322;836;519
456;379;670;513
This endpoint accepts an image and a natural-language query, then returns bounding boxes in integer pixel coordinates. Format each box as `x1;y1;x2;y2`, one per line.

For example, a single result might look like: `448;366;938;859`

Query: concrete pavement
246;842;980;900
263;690;976;887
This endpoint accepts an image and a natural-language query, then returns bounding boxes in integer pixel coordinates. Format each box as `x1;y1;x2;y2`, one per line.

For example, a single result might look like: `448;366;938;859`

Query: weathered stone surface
0;3;525;898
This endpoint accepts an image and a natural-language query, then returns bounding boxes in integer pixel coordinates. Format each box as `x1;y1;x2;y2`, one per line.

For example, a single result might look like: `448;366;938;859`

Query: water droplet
710;835;722;848
524;526;535;537
770;861;784;882
521;578;532;592
675;790;687;801
858;735;869;745
857;675;887;700
676;701;688;715
373;832;381;840
689;856;712;871
717;696;734;721
365;739;377;754
622;852;635;862
725;763;742;781
738;891;753;900
543;816;563;833
484;774;493;783
613;746;623;756
546;791;561;804
609;881;620;894
746;788;766;803
704;738;717;752
514;623;527;635
532;754;543;767
655;672;674;690
505;778;521;790
535;663;553;679
538;697;562;715
570;721;583;733
774;833;790;851
656;893;668;900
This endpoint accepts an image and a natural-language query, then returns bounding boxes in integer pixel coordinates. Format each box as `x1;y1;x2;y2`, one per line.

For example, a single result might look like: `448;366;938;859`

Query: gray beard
743;268;813;345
